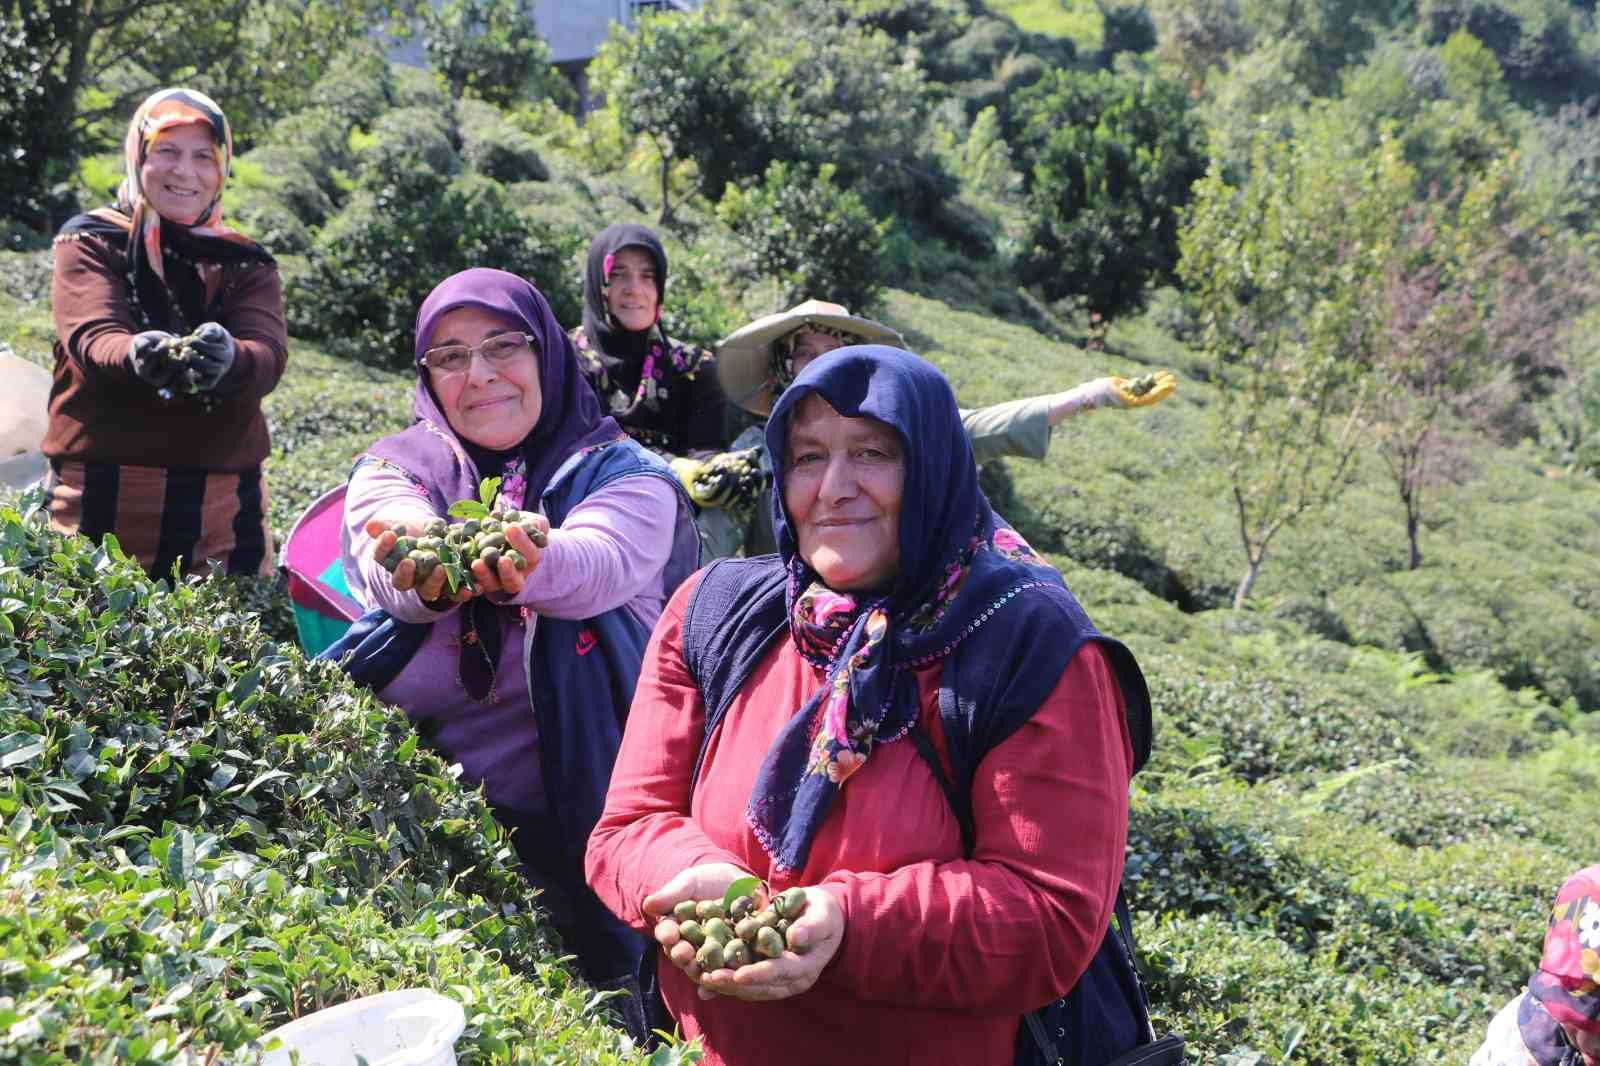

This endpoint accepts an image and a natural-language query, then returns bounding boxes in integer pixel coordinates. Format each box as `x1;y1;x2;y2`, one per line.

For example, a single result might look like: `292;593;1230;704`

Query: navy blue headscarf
746;345;1108;871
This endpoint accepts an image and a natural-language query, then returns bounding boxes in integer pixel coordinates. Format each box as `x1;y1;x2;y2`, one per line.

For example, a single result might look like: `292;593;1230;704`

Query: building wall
534;1;630;65
533;0;702;65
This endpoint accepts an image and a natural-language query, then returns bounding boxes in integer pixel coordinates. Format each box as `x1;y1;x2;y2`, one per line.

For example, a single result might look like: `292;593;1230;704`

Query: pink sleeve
585;573;749;930
818;643;1133;1013
343;460;459;624
504;474;678;619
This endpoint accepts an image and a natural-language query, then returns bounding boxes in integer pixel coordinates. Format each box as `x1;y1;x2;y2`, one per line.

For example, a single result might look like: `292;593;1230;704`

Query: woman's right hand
365;518;472;606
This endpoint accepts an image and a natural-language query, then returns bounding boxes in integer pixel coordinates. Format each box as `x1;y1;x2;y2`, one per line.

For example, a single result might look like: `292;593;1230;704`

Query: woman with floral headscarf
328;268;700;1038
44;87;286;577
570;223;727;460
587;346;1154;1065
1472;865;1600;1066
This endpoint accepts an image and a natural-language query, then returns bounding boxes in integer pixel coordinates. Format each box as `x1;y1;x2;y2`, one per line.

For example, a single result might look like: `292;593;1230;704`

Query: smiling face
139;123;221;225
782;393;905;593
425;306;542;450
605;246;660;332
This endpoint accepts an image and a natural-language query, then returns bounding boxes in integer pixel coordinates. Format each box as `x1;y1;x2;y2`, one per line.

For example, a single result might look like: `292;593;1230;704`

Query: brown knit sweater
45;230;288;471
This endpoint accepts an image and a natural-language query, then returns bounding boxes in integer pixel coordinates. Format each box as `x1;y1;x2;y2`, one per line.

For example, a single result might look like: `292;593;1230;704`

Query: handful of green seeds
378;476;547;595
1127;373;1160;398
654;878;810;972
154;332;205;400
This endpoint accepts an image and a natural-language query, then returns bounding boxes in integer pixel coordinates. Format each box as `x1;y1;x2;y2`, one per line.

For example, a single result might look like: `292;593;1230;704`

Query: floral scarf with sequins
747;345;1073;873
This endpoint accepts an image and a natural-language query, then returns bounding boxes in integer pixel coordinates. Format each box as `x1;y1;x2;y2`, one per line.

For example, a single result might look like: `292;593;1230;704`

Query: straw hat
715;299;905;416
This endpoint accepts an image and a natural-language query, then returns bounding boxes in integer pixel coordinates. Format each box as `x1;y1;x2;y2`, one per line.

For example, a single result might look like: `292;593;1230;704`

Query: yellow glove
1109;370;1177;408
669;457;708;498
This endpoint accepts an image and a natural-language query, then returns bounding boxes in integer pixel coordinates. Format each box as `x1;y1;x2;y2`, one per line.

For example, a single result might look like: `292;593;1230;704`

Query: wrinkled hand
366;518;472;606
1109;370;1177;408
694;886;845;1002
187;322;236;391
643;863;753;924
128;330;181;388
469;516;549;597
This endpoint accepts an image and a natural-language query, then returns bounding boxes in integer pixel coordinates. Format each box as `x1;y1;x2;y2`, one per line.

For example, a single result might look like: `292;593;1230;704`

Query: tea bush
0;500;658;1062
458;98;549;184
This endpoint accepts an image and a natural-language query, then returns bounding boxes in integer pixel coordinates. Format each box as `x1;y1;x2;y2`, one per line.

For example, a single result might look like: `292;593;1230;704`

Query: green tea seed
677;919;706;948
755;926;785;959
728;894;755;921
672;900;698;923
480;547;501;569
505;550;528;571
723;938;751;969
775;887;807;919
694;941;724;972
695;899;726;922
702;917;733;946
734;915;762;942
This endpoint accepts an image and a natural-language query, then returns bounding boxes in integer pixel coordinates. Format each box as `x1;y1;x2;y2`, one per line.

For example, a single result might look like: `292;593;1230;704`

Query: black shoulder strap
681;557;789;787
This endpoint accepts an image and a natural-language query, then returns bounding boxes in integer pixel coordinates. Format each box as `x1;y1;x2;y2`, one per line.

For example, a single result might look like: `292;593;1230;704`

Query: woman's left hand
693;886;845;1003
469;515;549;597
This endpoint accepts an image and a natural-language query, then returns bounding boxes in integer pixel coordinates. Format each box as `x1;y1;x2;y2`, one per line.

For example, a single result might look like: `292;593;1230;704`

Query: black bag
679;559;1188;1066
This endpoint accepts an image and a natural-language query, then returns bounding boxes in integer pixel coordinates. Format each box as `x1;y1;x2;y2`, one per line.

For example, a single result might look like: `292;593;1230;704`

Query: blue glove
128;330;180;389
187;322;236;391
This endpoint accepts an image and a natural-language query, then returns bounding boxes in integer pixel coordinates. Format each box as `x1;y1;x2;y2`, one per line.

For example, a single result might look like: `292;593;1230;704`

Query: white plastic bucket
257;989;466;1066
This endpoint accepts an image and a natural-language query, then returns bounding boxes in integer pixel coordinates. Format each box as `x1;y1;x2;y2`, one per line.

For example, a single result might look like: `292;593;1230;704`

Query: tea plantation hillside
4;244;1598;1061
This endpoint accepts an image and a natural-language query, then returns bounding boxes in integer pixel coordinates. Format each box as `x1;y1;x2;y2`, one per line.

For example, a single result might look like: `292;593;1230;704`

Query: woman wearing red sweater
587;345;1151;1065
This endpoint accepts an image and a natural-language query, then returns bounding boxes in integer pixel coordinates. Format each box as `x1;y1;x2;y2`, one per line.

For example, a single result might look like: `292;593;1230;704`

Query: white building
534;1;702;67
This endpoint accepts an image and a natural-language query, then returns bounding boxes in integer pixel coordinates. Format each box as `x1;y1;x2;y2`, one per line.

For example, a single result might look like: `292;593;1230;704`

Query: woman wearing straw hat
686;298;1177;557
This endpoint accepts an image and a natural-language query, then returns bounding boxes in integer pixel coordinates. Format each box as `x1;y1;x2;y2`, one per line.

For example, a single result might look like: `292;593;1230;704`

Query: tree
716;161;888;313
0;0;399;235
586;7;772;223
590;0;947;224
1013;67;1205;321
421;0;574;110
1365;168;1594;568
1179;127;1414;607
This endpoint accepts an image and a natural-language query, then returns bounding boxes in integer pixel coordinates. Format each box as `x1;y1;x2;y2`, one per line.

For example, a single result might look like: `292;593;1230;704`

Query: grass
986;0;1103;50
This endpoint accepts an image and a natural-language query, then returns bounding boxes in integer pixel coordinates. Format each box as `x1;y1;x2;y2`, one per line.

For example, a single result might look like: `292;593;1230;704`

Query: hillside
5;0;1600;1060
5;240;1597;1059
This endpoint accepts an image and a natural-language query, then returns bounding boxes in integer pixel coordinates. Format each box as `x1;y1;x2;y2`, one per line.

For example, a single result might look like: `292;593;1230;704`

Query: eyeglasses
420;332;536;375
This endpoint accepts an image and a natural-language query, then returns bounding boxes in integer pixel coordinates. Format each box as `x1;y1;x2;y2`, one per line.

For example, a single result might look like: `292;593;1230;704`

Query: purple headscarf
367;268;622;509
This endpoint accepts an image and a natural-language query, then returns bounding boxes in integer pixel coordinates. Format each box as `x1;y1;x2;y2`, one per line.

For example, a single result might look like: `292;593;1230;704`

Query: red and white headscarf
91;87;262;282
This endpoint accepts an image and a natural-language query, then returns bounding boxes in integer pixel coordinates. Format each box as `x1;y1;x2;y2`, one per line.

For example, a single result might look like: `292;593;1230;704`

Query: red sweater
586;574;1133;1066
45;230;288;470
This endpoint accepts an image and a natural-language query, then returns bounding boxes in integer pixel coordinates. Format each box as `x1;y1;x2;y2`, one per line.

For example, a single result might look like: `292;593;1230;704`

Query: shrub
716;160;888;314
458;98;549;184
304;42;396;130
0;500;646;1061
1149;668;1415;784
288;171;582;368
359;106;462;187
422;0;575;110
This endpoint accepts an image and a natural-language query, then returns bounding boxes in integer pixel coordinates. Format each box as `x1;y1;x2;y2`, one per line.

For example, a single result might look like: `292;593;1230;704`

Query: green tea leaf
722;875;762;910
397;733;419;764
479;476;503;508
448;499;488;520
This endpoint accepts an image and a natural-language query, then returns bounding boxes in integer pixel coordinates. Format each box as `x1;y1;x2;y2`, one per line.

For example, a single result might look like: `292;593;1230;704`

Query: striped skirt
45;460;275;578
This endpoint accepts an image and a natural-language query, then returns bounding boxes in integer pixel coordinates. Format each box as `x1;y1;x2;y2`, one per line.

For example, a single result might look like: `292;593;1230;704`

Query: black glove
128;330;180;389
187;322;236;391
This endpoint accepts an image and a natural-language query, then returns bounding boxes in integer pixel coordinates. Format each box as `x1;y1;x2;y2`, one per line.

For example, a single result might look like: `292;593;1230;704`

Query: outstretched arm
961;371;1178;465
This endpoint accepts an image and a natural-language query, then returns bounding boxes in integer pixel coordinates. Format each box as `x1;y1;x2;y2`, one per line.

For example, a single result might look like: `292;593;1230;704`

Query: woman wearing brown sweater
45;87;286;578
